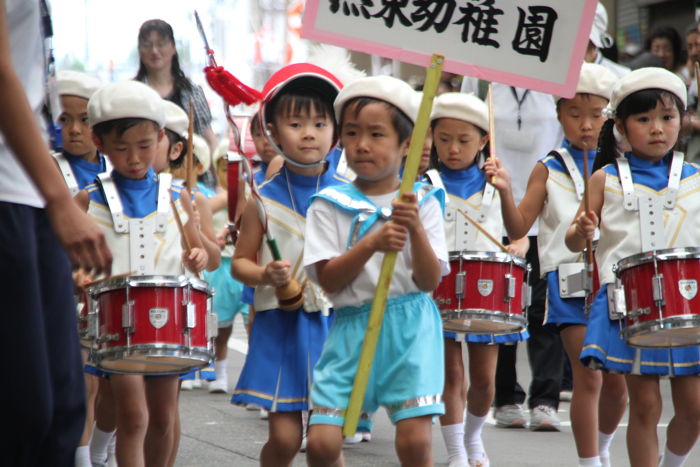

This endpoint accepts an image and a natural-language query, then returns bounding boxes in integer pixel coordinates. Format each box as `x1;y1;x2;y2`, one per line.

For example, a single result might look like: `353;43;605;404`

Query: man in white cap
584;2;630;78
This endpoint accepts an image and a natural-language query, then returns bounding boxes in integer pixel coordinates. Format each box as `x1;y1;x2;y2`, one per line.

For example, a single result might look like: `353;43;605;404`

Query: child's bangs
619;89;683;117
340;97;413;143
272;92;334;121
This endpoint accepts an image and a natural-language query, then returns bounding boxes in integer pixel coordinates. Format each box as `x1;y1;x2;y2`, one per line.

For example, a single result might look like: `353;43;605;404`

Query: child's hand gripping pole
582;146;594;315
342;54;445;437
239;157;304;311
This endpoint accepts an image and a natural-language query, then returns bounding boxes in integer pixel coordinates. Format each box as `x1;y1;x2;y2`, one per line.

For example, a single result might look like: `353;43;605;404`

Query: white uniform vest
253;197;330;313
538;151;586;276
597;162;700;284
87;174;187;277
426;170;502;253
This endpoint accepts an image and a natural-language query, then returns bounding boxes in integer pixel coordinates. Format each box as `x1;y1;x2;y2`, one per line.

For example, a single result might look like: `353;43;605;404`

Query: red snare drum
434;251;529;333
617;247;700;348
87;275;216;374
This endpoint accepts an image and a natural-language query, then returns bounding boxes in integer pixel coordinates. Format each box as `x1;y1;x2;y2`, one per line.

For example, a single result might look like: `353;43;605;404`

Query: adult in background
584;2;630;78
645;26;688;81
0;0;111;465
135;19;218;154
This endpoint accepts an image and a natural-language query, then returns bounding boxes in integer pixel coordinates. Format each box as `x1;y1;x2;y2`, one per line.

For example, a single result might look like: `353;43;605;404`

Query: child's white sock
465;411;487;460
660;445;689;467
214;358;228;379
598;430;615;461
578;456;602;467
90;427;116;463
75;445;91;467
440;422;467;463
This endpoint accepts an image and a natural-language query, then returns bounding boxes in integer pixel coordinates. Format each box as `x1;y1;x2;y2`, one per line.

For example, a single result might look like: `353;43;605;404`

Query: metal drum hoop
447;250;527;270
616;247;700;276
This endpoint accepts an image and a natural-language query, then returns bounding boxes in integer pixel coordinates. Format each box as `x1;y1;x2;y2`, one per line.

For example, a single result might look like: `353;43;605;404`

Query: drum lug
504;274;516;302
607;284;627;320
122;301;134;331
455;272;466;299
522;283;532;309
652;273;665;306
86;311;99;340
186;303;196;329
207;313;219;339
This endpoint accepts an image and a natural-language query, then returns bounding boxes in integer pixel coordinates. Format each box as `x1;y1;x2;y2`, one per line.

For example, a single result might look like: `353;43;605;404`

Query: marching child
429;92;529;467
303;75;448;467
230;63;344;466
76;80;208;467
566;67;700;467
486;63;628;467
54;70;108;194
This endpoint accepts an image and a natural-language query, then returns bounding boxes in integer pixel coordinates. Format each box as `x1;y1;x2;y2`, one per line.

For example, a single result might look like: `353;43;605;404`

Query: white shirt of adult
0;0;46;208
303;190;449;310
594;52;631;79
461;78;563;236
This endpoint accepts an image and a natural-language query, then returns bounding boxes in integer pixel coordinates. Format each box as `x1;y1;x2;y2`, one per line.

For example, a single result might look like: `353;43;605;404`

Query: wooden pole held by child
343;53;444;437
185;100;196;190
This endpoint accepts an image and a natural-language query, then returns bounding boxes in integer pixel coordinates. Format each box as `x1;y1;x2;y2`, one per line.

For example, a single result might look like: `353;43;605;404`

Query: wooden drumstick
695;62;700;113
582;145;594;266
171;197;192;254
185;100;196;190
456;208;509;253
83;271;135;288
487;83;498;184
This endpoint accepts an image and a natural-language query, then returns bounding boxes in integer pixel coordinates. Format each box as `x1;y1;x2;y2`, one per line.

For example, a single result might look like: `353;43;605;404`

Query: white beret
163;100;188;139
609;67;687;112
57;70;102;100
590;3;613;49
334;75;417;123
557;63;617;102
88;81;166;128
430;92;489;133
212;138;230;168
406;91;422;124
192;134;211;173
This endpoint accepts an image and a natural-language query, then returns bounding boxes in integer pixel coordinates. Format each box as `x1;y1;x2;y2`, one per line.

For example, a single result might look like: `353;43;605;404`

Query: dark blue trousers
0;202;85;466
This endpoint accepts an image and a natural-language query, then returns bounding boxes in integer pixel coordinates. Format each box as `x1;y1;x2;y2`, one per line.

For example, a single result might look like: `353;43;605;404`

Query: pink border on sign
302;0;598;97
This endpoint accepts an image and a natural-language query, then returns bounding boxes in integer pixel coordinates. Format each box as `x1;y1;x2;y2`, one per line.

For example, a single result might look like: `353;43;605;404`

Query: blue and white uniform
436;161;529;344
581;152;700;375
84;169;190;377
53;149;110;194
538;140;591;326
303;182;449;431
231;166;345;412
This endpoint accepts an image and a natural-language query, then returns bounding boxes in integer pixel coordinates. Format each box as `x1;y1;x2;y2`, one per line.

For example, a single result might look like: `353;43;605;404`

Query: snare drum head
448;250;527;269
617;247;700;272
87;275;188;295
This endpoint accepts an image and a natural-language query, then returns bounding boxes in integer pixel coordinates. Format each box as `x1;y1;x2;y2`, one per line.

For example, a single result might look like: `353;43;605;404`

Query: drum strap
616;152;683;251
52;151;80;196
425;168;494;223
555;148;585;201
98;173;172;234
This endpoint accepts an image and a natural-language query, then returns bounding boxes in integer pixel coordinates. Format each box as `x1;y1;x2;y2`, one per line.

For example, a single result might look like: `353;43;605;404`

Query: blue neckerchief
259;165;343;217
311;181;445;249
87;168;182;219
63;150;107;190
439;160;485;200
603;151;698;191
253;161;269;186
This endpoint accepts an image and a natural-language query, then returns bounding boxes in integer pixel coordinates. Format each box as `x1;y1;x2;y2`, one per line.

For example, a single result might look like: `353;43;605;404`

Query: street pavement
175;315;700;466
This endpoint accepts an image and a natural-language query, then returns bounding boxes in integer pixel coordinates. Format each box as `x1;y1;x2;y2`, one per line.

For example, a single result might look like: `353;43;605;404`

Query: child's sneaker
468;454;489;467
208;377;228;394
181;379;194;391
361;432;371;442
259;408;269;420
344;433;362;445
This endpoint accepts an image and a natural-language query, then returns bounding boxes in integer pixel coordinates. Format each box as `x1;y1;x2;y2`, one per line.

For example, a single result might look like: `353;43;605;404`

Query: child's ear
92;134;104;152
157;128;165;142
614;118;626;137
170;141;184;161
479;133;489;151
266;122;279;145
399;138;410;158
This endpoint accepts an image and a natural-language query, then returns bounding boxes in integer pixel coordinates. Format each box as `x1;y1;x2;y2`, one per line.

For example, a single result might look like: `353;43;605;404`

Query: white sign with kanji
302;0;599;97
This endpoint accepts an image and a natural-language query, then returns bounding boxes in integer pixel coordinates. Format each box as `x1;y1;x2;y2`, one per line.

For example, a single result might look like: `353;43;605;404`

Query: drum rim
189;276;212;294
93;344;212;374
621;314;700;348
447;250;527;268
87;275;190;295
617;247;700;272
441;308;526;333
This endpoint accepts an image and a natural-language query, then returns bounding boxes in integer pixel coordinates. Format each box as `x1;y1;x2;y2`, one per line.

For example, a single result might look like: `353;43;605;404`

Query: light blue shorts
310;293;445;432
203;257;248;328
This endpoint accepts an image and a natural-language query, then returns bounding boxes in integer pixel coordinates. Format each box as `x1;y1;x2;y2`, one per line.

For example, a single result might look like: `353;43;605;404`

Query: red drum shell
88;276;213;374
617;248;700;348
434;251;528;334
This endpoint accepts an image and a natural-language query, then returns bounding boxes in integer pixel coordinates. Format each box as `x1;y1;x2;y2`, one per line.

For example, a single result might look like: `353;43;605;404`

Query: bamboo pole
342;54;444;437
